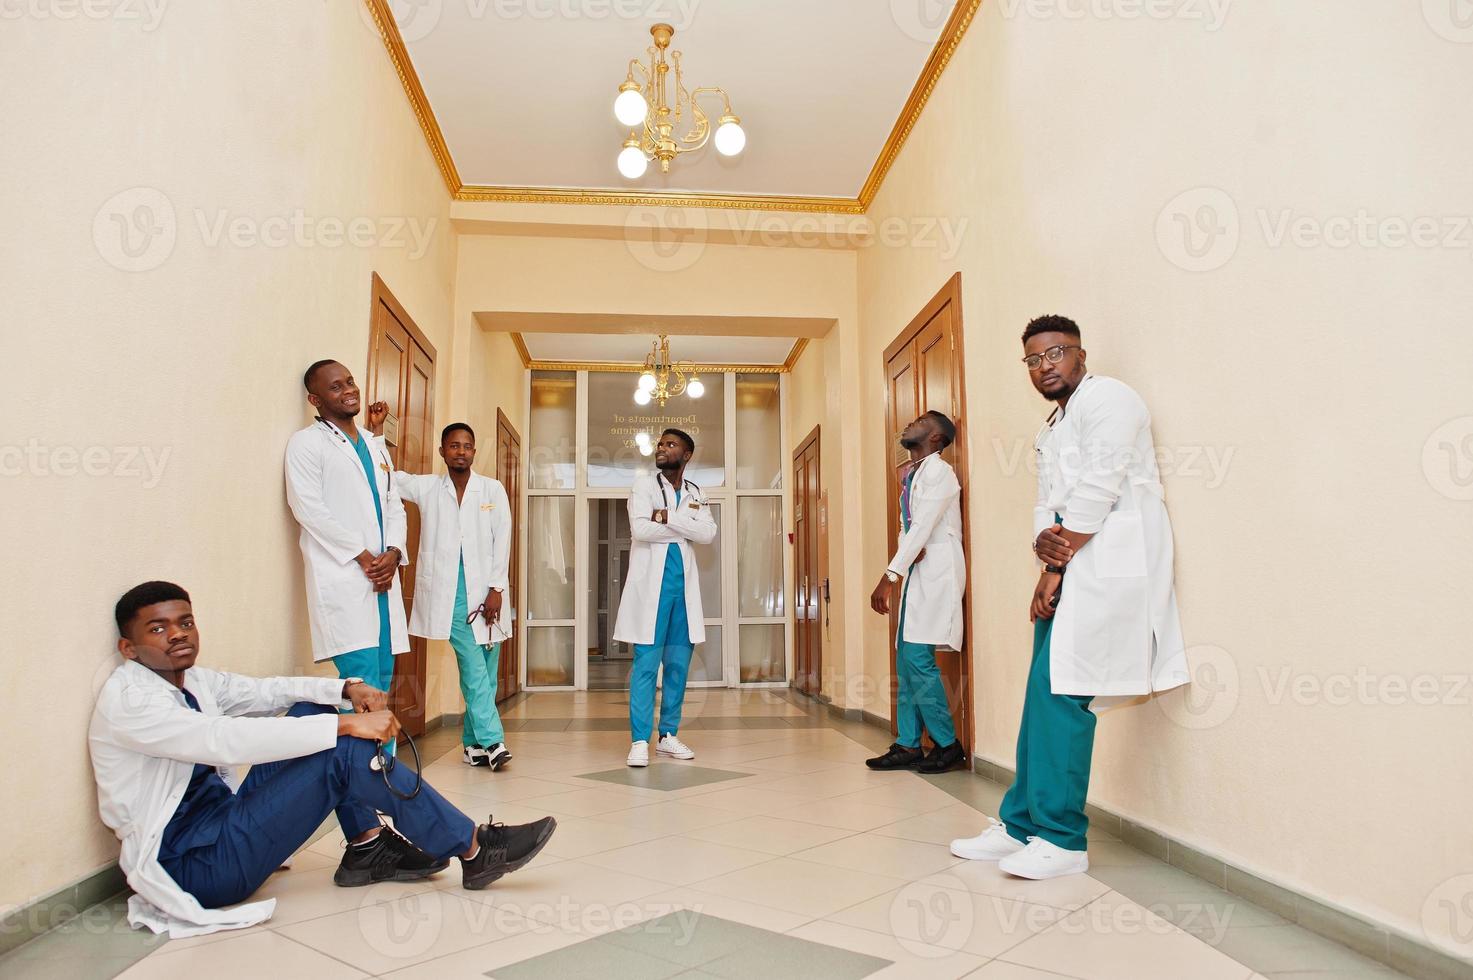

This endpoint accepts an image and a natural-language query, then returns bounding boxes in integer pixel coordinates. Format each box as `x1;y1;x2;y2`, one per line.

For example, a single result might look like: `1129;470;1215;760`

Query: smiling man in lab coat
368;408;514;771
90;580;557;938
614;428;717;767
951;315;1189;880
285;360;409;699
866;410;967;775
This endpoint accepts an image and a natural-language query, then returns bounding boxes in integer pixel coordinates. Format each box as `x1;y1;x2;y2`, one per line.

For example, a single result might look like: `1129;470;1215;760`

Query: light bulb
635;432;653;456
638;372;657;392
633;388;652;406
686;378;705;399
618;144;648;179
614;87;648;127
714;117;746;157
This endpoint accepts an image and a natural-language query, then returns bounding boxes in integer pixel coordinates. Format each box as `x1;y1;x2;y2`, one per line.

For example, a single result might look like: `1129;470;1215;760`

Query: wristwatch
1044;564;1067;575
885;570;900;583
489;586;504;594
341;676;365;697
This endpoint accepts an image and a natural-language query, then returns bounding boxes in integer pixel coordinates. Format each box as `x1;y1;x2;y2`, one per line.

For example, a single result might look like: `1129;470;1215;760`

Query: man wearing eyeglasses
366;409;515;771
950;315;1188;880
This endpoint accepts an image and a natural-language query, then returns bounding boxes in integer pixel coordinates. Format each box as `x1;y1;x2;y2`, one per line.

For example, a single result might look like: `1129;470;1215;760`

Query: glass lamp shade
633;388;653;406
686;378;706;399
614;88;648;127
638;372;658;392
617;144;649;179
714;119;746;157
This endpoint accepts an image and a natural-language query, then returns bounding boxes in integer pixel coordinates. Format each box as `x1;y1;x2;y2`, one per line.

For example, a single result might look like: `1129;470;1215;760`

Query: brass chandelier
613;23;747;179
634;335;705;408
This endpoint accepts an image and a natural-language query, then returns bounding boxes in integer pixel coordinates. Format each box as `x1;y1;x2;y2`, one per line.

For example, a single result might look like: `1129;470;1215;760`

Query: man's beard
656;458;682;471
899;434;921;450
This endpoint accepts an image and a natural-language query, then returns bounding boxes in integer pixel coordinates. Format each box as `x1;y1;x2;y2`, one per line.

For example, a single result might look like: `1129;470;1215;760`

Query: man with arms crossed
951;315;1188;879
90;581;556;937
285;360;409;700
866;410;968;774
369;407;515;771
614;428;717;767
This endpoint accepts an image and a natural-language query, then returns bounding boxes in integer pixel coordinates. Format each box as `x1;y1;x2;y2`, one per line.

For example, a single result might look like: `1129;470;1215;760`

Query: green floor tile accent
488;913;890;980
0;895;164;980
577;764;753;791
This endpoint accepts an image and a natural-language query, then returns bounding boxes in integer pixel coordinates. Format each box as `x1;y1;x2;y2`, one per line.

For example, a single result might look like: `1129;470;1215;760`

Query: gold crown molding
362;0;461;195
365;0;981;212
857;0;983;209
509;332;533;368
528;360;787;375
782;338;810;372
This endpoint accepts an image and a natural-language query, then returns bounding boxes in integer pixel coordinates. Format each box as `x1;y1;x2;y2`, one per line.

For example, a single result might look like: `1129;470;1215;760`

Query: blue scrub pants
629;566;692;743
998;616;1097;852
158;703;475;909
451;561;505;748
895;578;958;750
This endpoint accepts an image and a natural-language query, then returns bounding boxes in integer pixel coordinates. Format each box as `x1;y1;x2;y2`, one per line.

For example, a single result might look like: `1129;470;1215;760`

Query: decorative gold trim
365;0;981;212
509;332;532;368
782;338;810;372
529;361;787;375
858;0;983;209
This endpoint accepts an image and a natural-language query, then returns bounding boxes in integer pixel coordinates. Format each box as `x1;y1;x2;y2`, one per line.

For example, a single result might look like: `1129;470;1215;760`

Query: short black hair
441;422;475;444
924;410;957;448
662;428;695;454
115;581;191;635
1021;315;1082;344
302;359;340;392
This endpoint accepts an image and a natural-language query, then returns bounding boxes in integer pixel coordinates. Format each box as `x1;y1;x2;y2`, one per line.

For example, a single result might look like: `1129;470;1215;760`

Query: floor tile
592;800;745;835
944;859;1111;912
379;928;586;980
964;962;1082;979
785;919;985;979
119;931;366;979
781;797;918;832
629;887;816;934
693;857;906;918
575;765;754;792
680;813;857;856
489;938;688;979
670;785;812;817
0;896;165;980
1212;923;1409;976
870;803;992;848
445;859;671;931
533;814;665;860
791;832;965;881
515;787;661;818
582;836;774;886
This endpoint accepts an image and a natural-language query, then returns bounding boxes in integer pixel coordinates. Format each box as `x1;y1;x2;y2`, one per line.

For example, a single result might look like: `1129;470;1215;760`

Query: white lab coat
887;452;967;651
285;420;410;662
88;660;348;937
397;471;513;646
613;472;717;646
1034;375;1189;699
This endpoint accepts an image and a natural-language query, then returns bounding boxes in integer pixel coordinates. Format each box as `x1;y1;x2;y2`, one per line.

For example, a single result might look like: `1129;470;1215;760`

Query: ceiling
518;332;798;366
376;0;967;204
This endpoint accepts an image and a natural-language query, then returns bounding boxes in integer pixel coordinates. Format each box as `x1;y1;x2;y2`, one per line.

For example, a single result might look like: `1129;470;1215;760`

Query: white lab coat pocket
1092;511;1148;579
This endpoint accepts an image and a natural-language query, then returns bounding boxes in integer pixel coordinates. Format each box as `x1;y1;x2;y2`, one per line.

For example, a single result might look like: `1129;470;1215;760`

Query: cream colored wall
848;0;1473;951
0;3;462;911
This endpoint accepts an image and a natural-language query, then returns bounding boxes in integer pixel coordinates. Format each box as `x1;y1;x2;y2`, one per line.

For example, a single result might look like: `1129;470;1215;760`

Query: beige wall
0;3;464;911
841;0;1473;952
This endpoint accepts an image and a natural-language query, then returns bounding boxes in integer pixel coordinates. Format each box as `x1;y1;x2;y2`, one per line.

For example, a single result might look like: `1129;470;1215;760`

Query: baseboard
0;863;126;958
966;756;1473;980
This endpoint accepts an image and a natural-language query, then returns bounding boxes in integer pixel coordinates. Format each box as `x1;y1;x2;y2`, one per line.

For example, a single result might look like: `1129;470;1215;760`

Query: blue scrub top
350;431;384;547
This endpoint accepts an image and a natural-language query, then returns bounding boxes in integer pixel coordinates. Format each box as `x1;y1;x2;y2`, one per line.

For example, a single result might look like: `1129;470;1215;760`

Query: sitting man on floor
89;580;557;937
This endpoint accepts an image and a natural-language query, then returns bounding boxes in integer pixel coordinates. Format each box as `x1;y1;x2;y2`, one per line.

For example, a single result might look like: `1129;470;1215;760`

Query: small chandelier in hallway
613;23;746;179
635;335;704;407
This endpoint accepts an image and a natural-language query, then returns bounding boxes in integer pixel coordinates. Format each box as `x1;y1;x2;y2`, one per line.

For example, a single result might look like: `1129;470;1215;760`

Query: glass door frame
519;368;793;692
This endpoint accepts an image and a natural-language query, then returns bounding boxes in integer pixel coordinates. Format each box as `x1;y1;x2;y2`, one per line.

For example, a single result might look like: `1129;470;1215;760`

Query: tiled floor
3;689;1416;979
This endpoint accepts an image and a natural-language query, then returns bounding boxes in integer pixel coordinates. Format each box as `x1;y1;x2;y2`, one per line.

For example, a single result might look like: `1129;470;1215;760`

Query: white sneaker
463;745;489;767
998;836;1090;879
950;818;1025;861
656;734;694;760
484;742;512;772
626;741;650;767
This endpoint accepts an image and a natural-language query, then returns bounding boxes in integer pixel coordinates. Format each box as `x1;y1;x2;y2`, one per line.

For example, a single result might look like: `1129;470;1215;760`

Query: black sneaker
484;742;512;771
917;740;965;774
865;743;925;771
460;815;557;891
333;826;450;887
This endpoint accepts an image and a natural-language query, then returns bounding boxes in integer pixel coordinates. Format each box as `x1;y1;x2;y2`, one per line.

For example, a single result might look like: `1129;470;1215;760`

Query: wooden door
366;273;436;737
494;409;522;701
882;272;971;760
792;426;823;697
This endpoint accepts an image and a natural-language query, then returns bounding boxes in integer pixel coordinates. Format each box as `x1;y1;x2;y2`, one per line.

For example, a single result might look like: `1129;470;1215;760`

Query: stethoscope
657;471;700;508
317;417;394;492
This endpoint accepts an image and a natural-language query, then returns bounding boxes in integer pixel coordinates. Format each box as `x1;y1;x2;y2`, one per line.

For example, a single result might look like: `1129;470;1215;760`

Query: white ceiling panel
521;332;797;364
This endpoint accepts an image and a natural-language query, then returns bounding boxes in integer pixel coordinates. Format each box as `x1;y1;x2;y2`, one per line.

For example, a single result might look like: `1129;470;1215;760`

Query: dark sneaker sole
333;859;451;888
463;818;557;891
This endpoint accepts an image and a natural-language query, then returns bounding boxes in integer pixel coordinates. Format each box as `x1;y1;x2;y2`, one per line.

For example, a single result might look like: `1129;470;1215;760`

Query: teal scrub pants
332;590;395;755
450;560;505;748
998;616;1097;852
895;578;958;749
629;562;692;743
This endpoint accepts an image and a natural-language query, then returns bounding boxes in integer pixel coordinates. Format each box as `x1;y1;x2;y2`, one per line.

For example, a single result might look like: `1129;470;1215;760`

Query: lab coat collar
314;417;369;469
118;658;191;702
439;471;483;504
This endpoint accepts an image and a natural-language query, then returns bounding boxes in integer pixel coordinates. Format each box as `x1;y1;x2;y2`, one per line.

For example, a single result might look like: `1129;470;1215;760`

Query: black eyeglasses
1021;345;1081;371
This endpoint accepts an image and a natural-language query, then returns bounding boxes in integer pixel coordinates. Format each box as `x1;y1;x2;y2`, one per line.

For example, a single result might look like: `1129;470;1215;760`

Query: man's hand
871;574;896;615
1030;571;1064;622
344;682;389;713
364;548;400;592
482;588;504;625
651;509;668;525
1033;527;1073;566
366;401;389;433
338;709;401;743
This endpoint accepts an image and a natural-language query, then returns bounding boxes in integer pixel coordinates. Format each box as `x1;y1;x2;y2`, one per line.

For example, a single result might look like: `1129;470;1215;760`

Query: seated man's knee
287;701;339;719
